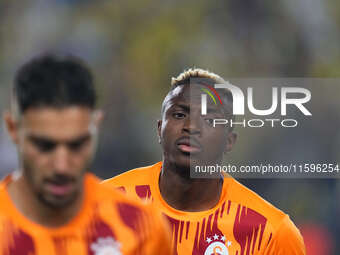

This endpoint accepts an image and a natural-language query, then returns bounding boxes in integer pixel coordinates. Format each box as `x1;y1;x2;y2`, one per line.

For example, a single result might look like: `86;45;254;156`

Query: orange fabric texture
0;173;172;255
104;162;306;255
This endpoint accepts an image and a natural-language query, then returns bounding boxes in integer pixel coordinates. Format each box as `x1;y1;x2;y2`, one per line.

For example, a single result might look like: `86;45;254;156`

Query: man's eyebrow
28;135;57;144
66;134;91;145
170;103;190;112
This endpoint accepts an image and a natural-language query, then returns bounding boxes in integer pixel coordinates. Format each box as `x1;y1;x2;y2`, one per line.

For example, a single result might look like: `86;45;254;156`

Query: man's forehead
164;85;203;104
21;107;92;122
19;107;95;137
163;84;224;108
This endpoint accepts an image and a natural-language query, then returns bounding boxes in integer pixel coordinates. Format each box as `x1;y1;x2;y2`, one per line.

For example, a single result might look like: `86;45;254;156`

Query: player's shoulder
0;175;21;223
0;175;14;210
229;179;307;254
227;177;290;227
103;162;162;187
0;177;7;193
90;173;152;210
93;173;166;232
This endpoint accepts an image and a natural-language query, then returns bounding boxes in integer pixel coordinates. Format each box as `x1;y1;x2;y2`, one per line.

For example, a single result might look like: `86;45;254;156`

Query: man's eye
173;112;186;119
32;140;56;152
67;136;91;152
67;140;86;151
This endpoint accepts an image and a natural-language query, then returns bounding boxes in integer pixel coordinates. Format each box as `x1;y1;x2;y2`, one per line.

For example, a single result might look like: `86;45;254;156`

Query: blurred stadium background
0;1;339;254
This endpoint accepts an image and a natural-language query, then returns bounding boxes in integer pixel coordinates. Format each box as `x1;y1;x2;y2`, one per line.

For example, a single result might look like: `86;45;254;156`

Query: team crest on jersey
91;237;122;255
204;235;231;255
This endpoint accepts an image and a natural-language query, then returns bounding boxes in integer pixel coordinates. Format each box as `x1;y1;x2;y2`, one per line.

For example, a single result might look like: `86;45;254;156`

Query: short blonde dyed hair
171;68;226;87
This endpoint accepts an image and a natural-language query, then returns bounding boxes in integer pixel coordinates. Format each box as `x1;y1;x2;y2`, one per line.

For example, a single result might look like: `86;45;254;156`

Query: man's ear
93;110;104;128
4;111;19;145
157;119;162;144
225;132;237;153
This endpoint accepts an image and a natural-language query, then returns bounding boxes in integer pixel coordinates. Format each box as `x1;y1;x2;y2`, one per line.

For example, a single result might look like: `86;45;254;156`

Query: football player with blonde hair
104;68;306;255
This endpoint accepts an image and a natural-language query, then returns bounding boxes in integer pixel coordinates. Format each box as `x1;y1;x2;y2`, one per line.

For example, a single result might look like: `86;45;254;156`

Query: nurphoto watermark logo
199;81;312;128
189;79;339;179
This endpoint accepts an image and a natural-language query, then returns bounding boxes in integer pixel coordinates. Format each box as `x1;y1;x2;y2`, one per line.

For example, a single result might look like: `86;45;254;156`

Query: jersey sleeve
264;215;306;255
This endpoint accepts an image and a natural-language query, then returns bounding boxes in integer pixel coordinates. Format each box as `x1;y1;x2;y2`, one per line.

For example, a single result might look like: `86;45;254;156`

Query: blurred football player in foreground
104;68;306;254
0;54;171;255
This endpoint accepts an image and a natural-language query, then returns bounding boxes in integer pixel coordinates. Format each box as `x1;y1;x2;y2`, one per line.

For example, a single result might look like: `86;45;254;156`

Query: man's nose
183;115;201;135
52;145;71;174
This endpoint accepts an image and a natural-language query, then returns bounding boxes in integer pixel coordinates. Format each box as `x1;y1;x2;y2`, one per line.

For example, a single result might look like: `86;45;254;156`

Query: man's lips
176;137;202;154
45;180;74;196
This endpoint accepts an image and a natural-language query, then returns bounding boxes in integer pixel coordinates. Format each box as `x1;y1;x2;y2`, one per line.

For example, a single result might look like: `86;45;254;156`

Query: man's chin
38;193;78;209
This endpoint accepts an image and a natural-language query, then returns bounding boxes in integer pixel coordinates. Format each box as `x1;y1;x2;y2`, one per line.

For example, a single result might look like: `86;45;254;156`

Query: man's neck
7;175;84;228
159;160;223;212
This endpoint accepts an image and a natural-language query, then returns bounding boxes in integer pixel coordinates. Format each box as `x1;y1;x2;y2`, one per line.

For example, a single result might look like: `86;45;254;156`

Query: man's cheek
73;153;91;173
25;143;45;163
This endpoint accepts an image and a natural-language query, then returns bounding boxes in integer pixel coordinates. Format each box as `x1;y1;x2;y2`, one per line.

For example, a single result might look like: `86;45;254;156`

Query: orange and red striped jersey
0;173;172;255
104;162;306;255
